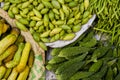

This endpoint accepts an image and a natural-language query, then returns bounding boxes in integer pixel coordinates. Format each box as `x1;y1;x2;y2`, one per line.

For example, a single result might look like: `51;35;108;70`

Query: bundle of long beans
90;0;120;45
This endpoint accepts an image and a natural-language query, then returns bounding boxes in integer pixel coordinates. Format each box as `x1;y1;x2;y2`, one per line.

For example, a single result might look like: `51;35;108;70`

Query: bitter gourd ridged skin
56;61;85;80
80;37;97;48
47;29;120;80
105;67;113;80
58;46;90;57
91;46;110;62
51;48;62;56
55;53;88;74
70;71;94;80
48;56;66;64
114;72;120;80
89;60;103;72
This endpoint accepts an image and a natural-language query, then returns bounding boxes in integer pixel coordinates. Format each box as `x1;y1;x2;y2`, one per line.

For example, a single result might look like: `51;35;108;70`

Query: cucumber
48;56;66;64
58;46;90;58
70;71;94;80
55;52;88;74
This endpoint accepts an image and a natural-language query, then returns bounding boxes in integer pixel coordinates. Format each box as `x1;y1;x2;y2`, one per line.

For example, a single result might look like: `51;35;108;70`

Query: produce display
89;0;120;44
2;0;92;43
0;19;34;80
46;29;120;80
0;0;120;80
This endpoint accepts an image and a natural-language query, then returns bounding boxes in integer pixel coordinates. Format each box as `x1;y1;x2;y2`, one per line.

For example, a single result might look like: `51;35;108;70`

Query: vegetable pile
46;29;120;80
0;19;34;80
89;0;120;44
2;0;92;43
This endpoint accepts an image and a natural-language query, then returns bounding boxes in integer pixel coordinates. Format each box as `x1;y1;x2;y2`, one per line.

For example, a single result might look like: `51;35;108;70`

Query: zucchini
0;34;17;55
55;52;88;74
58;46;90;58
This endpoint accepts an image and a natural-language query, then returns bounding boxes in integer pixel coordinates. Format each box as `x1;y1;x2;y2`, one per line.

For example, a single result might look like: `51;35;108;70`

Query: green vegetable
91;46;110;62
70;71;94;80
85;65;108;80
56;61;85;80
89;60;103;72
105;67;113;80
15;21;28;31
51;48;62;56
48;56;66;64
80;37;97;48
114;72;120;80
56;52;87;74
52;0;61;9
58;46;90;57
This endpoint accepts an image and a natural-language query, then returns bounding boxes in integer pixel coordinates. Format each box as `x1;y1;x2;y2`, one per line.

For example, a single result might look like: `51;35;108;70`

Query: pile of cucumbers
2;0;92;42
46;29;120;80
0;19;34;80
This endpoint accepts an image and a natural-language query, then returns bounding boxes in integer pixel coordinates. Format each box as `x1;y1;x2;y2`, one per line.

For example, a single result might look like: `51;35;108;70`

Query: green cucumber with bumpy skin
58;46;90;58
56;52;88;74
51;48;62;56
56;61;85;80
105;67;113;80
89;60;103;73
114;72;120;80
84;65;108;80
48;56;66;64
70;71;94;80
80;37;97;48
91;46;110;62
